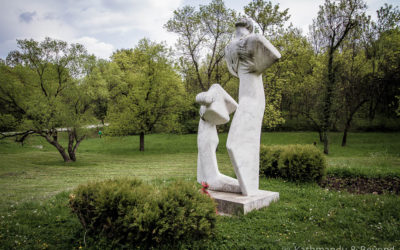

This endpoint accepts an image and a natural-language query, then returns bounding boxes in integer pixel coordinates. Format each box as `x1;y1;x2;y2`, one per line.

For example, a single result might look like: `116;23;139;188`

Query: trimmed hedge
260;144;327;183
69;179;216;248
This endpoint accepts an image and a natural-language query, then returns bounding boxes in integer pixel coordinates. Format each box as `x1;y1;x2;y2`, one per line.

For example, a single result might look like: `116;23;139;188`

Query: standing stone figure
196;84;241;193
225;18;281;196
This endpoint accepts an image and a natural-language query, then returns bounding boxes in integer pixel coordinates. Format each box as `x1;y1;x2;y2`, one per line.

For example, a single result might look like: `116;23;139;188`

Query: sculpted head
235;18;253;36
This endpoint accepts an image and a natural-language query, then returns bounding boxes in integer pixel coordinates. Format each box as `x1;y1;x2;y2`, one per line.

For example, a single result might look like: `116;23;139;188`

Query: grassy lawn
0;132;399;249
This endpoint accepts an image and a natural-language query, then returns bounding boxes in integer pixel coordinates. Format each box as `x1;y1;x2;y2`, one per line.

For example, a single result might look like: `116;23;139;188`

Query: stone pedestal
208;190;279;216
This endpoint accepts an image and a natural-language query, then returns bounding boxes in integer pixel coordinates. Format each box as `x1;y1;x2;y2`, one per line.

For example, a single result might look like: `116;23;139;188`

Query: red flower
201;181;210;196
200;182;218;214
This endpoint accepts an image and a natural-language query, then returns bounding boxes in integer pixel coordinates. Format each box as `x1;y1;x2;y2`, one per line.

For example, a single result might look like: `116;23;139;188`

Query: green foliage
177;96;200;133
244;0;290;37
0;114;18;131
263;28;318;129
165;0;237;92
397;92;400;116
260;144;327;182
155;180;217;243
106;39;186;139
0;37;95;161
69;178;216;248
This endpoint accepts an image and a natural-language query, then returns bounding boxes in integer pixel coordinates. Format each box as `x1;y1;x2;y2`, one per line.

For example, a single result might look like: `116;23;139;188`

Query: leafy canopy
107;38;186;136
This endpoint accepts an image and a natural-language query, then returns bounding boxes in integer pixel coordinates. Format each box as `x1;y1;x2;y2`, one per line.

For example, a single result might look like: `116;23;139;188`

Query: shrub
155;181;217;244
69;179;216;248
260;144;327;183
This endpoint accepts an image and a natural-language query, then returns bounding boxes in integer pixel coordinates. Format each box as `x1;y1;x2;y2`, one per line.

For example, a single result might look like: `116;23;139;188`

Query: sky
0;0;397;59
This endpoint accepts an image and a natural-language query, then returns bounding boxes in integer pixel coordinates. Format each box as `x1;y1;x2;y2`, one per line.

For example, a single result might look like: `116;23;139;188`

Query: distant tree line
0;0;399;161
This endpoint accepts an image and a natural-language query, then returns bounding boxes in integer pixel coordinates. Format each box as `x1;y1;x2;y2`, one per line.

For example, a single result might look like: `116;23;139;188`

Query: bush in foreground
69;179;216;248
260;144;327;183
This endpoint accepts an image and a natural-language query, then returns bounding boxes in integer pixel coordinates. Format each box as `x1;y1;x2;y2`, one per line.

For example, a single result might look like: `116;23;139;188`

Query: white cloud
0;0;398;59
73;36;114;59
0;0;183;58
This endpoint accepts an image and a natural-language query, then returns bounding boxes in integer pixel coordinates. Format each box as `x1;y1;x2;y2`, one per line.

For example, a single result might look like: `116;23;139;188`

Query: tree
293;55;327;141
0;37;93;162
336;39;370;146
273;29;326;140
375;28;400;118
165;0;237;92
310;0;366;154
362;4;400;121
244;0;290;37
83;57;111;125
107;39;185;151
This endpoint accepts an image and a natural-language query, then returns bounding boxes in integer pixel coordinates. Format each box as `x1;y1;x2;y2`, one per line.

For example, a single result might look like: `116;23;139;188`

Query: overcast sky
0;0;397;59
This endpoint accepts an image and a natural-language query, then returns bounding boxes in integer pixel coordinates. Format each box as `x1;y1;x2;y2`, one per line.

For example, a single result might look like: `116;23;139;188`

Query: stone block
208;190;279;216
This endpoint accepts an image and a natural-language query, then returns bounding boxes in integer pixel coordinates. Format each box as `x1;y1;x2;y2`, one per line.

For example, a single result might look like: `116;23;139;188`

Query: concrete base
208;190;279;216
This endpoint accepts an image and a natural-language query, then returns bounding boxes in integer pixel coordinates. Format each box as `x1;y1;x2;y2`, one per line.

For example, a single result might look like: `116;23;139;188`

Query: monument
196;18;281;215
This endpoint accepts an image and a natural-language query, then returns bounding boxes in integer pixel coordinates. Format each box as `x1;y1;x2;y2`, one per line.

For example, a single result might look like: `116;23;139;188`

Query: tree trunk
318;130;323;142
140;132;144;151
342;100;367;147
322;48;335;155
323;131;329;154
368;100;376;121
72;139;83;160
67;129;85;161
342;126;349;147
68;131;76;161
44;134;72;162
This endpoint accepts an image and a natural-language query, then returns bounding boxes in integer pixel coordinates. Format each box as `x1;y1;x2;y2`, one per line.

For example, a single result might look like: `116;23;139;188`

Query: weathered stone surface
224;18;281;196
196;18;281;199
209;190;279;215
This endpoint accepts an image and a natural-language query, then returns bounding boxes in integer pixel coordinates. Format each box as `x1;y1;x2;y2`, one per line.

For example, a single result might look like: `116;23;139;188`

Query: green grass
0;132;399;249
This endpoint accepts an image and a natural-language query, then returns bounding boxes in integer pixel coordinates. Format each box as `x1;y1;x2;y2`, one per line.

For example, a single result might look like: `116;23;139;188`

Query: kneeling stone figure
196;84;241;193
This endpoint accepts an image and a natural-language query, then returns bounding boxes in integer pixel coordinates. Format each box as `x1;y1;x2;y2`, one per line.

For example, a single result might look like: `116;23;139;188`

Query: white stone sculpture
196;84;241;193
196;18;281;197
225;18;281;196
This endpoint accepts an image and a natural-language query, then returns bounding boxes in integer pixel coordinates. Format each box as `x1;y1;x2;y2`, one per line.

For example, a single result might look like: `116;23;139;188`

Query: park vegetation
0;0;399;248
0;132;399;248
0;0;399;160
259;144;327;183
69;179;216;248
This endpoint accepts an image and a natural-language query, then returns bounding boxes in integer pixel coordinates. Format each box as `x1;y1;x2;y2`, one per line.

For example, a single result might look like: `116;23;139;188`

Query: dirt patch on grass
320;176;400;195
